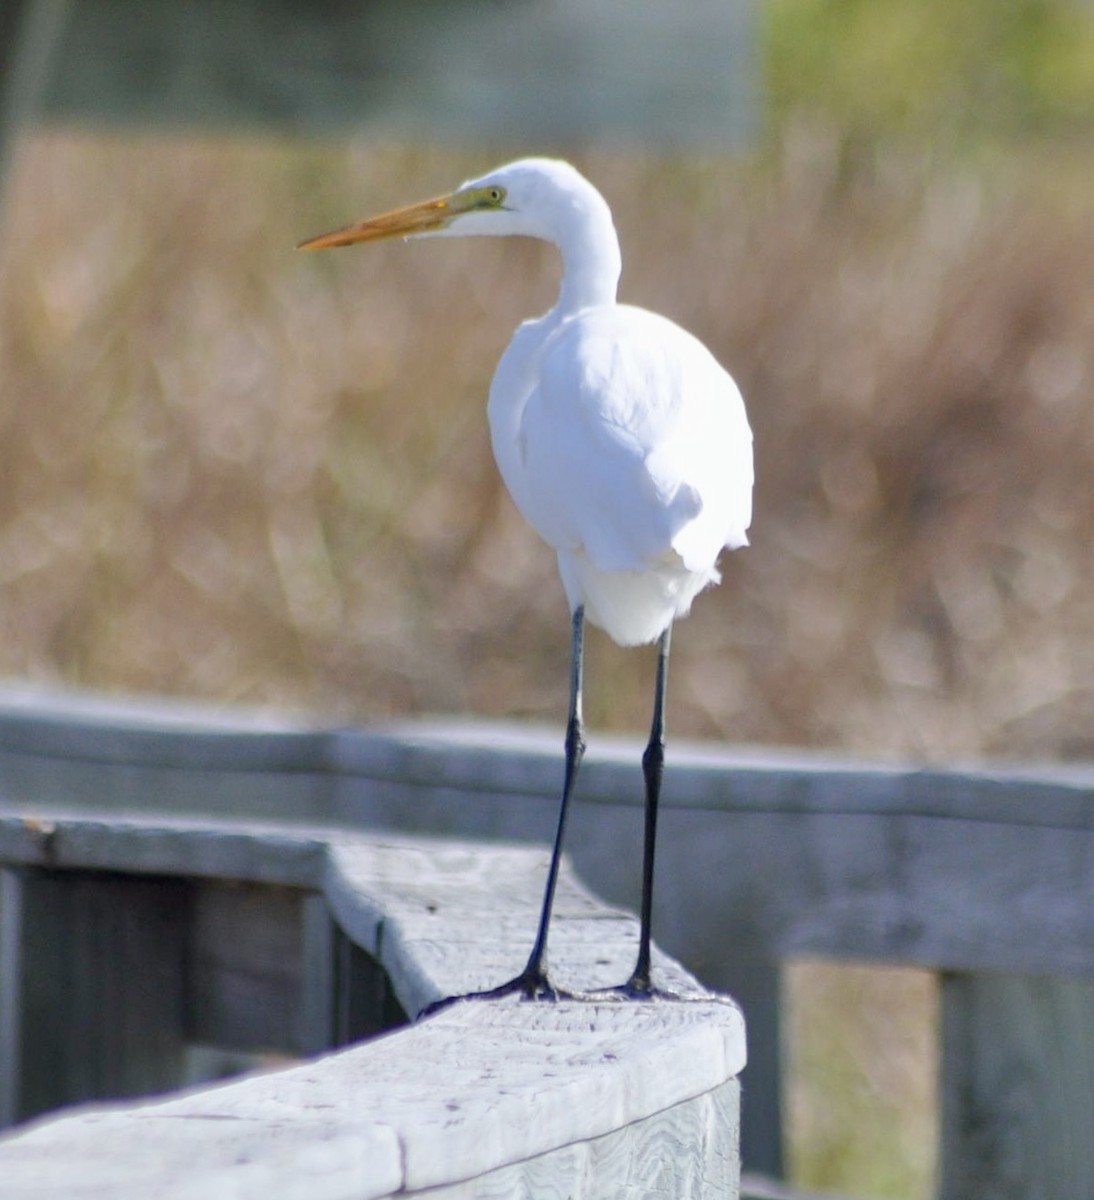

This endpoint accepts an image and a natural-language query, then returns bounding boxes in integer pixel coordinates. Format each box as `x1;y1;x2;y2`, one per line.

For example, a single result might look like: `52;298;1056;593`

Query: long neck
551;192;622;317
486;174;621;535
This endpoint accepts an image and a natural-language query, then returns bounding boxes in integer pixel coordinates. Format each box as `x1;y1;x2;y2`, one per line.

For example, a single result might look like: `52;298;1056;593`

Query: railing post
940;971;1094;1199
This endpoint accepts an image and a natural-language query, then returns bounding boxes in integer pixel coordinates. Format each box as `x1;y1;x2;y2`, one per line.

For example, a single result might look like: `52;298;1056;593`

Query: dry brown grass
3;132;1092;760
1;131;1092;1198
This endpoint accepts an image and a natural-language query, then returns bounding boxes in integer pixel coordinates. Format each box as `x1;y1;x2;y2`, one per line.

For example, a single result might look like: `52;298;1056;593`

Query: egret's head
298;158;608;251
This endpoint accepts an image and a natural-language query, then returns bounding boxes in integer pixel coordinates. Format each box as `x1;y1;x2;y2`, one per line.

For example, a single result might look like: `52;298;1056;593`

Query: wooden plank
322;835;705;1016
186;887;361;1054
331;923;409;1046
299;894;338;1054
187;881;310;1053
32;0;756;148
0;806;329;886
3;685;1091;827
723;955;784;1179
0;686;337;821
0;812;747;1198
415;1078;741;1200
331;717;1094;829
0;997;745;1199
2;868;189;1125
0;808;708;1016
940;972;1094;1200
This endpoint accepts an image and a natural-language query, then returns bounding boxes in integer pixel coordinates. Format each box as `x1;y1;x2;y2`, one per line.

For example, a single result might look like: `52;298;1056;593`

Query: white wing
512;304;752;574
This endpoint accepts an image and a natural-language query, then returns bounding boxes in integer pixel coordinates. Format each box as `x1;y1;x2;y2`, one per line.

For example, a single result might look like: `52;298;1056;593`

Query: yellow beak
297;193;457;251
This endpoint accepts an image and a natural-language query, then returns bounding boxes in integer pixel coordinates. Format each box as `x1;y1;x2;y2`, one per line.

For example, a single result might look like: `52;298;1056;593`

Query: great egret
300;158;753;1000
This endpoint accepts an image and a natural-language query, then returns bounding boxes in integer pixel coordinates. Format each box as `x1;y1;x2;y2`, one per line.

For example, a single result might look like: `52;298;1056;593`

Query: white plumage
493;299;752;644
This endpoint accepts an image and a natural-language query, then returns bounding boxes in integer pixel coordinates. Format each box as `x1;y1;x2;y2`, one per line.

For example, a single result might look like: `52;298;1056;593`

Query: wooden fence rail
0;685;1091;1197
0;810;745;1198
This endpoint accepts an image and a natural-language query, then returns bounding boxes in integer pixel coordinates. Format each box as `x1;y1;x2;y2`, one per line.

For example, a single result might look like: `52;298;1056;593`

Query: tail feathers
557;549;719;647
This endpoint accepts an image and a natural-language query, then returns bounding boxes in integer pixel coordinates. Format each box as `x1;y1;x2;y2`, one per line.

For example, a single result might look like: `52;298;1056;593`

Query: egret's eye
462;185;507;212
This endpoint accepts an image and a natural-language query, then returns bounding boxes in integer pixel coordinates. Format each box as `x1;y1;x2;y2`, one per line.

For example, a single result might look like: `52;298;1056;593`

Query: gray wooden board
330;716;1094;828
0;809;746;1195
940;971;1094;1200
2;687;1090;828
187;882;315;1052
0;986;745;1199
0;870;22;1122
15;870;189;1120
0;809;705;1014
409;1078;741;1200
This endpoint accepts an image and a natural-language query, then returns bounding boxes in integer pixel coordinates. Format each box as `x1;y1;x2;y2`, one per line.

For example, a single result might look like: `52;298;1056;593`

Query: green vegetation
768;0;1094;143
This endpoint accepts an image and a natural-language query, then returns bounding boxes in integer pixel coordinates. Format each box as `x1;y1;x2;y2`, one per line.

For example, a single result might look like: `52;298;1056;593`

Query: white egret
300;158;753;1001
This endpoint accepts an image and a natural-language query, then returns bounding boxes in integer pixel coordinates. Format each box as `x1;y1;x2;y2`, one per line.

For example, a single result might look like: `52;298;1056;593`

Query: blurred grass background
1;1;1092;1196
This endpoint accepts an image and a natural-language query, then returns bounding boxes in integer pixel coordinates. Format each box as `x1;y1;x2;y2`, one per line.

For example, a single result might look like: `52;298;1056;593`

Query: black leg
419;606;586;1015
622;622;672;996
516;603;586;993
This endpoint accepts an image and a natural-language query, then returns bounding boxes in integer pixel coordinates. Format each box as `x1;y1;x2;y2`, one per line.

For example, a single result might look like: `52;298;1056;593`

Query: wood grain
0;815;745;1197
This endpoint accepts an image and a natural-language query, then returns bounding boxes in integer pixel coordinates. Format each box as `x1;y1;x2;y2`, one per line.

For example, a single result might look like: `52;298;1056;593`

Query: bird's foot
592;974;739;1004
593;974;680;1002
417;966;577;1018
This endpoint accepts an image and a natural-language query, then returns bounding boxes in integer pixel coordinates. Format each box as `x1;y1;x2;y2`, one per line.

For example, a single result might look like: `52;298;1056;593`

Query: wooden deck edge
0;807;707;1012
0;1005;744;1197
0;807;746;1197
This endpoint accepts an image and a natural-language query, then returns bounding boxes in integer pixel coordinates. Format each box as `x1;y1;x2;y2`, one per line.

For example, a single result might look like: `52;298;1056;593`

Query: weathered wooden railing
0;685;1091;1198
0;806;745;1198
